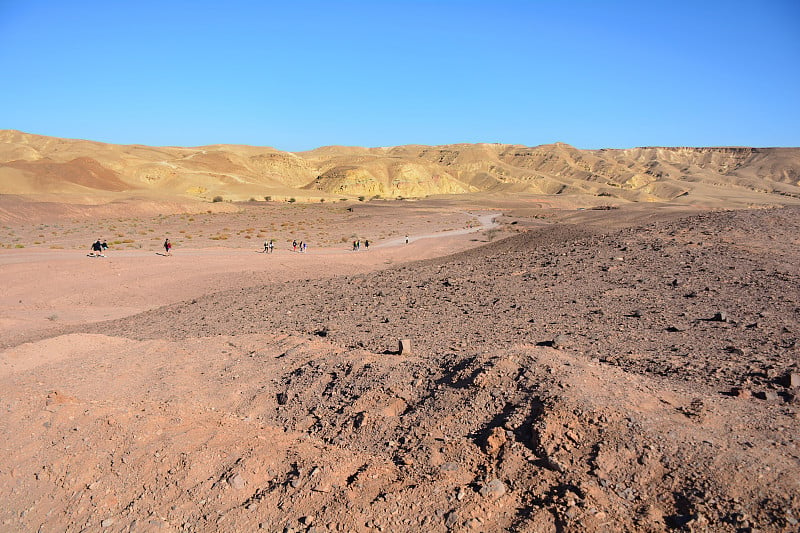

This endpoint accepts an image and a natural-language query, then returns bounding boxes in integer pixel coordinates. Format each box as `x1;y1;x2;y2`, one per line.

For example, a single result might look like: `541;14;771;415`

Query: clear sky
1;0;798;151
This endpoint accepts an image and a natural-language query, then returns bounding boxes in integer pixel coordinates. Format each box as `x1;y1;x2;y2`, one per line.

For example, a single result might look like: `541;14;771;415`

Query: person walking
164;238;172;255
90;239;104;257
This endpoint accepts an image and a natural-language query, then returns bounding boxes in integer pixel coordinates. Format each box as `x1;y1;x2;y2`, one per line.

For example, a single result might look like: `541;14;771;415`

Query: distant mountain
2;130;799;204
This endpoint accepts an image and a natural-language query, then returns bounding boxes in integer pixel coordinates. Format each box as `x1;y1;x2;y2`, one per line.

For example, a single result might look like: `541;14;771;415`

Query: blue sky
1;0;798;151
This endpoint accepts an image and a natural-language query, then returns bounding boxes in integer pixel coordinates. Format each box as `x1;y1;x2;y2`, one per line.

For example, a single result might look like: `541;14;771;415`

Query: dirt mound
2;332;797;531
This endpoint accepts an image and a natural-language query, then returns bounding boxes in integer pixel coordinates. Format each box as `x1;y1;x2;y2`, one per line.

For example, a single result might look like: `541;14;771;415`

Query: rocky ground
2;205;799;532
108;207;800;394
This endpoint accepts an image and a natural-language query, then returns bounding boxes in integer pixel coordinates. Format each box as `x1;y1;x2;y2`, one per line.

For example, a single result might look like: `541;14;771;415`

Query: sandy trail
0;212;503;348
375;212;500;247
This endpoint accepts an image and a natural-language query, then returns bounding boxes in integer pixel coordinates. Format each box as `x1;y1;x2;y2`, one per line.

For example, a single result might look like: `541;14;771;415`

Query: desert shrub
212;196;223;203
288;197;296;203
358;196;365;202
264;196;272;202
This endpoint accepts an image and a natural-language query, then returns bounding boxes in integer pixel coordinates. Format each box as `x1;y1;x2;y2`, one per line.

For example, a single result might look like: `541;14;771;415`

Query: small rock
101;518;114;528
681;398;706;420
440;462;460;472
730;387;751;398
276;392;289;405
444;510;459;528
757;390;780;402
710;311;728;322
480;478;506;499
312;482;332;493
553;334;568;348
783;372;800;388
545;457;566;472
484;427;507;455
228;474;245;490
466;518;483;530
398;338;412;355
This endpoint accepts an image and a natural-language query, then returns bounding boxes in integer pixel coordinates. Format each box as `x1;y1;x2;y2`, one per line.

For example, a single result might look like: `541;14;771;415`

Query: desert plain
1;131;800;532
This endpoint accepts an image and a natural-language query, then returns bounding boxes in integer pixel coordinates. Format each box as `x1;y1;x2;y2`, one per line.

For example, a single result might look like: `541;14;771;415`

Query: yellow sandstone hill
1;130;798;205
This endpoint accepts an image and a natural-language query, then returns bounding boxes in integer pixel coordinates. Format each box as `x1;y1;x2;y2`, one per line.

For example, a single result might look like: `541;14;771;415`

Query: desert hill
2;130;799;205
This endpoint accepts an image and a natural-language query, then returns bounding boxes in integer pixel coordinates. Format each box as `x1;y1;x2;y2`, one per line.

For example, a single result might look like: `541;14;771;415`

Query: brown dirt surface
1;199;799;532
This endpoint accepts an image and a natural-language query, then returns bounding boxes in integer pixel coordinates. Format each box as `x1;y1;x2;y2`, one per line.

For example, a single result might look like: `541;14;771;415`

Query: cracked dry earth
2;206;800;532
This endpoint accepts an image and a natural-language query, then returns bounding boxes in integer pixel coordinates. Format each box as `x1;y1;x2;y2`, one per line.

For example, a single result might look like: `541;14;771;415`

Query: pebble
480;478;506;499
228;474;245;490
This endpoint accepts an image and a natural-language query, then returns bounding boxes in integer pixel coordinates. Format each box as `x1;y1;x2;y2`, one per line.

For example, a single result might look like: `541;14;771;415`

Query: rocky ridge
2;130;799;203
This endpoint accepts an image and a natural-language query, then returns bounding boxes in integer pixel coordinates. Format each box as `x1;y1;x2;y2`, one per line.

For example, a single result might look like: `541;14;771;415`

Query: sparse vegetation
212;196;223;203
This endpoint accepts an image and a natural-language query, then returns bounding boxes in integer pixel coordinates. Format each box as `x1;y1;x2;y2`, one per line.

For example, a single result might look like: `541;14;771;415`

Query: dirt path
0;212;507;349
375;212;500;247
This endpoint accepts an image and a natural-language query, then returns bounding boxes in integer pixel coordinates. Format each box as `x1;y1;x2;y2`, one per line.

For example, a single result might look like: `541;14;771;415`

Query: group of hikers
91;235;393;258
290;240;308;253
261;239;310;253
352;239;370;251
88;239;108;257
